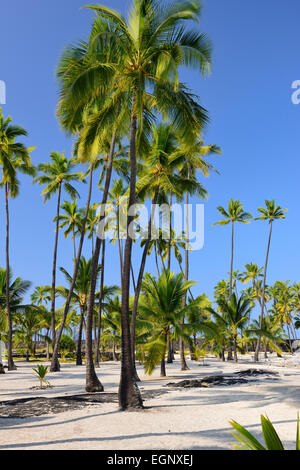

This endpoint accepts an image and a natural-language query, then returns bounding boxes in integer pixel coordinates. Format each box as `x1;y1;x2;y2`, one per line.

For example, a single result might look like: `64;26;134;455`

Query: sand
1;355;300;450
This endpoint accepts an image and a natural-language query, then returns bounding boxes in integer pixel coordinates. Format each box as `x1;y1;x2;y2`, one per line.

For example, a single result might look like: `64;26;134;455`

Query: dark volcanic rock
166;368;279;389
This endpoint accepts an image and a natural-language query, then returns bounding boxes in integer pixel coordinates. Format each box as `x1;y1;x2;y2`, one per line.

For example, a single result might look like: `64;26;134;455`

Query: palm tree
139;270;197;376
58;257;101;366
14;307;43;361
0;108;35;370
186;294;211;359
31;286;52;358
131;122;189;378
254;200;287;361
271;281;295;352
56;199;83;259
34;151;83;369
31;286;51;307
213;199;252;298
209;294;252;362
85;204;100;257
57;0;211;407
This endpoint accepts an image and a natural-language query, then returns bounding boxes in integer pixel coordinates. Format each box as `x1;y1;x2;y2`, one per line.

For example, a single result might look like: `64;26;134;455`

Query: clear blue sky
1;0;300;310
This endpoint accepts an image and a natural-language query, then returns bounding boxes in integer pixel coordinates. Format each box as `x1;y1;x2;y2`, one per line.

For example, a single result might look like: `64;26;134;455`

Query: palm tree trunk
5;184;16;371
154;243;160;276
226;221;235;362
131;263;136;292
85;135;116;392
130;188;159;381
95;240;105;368
233;334;238;362
76;305;85;366
50;167;94;372
160;335;168;377
119;89;143;410
254;221;273;362
117;205;124;285
180;188;190;371
46;329;50;359
73;229;76;260
229;221;234;298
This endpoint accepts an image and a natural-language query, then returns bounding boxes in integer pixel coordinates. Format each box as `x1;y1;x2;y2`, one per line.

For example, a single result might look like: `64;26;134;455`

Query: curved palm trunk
119;89;143;410
85;135;116;392
95;239;106;368
254;221;273;362
5;184;16;371
76;305;85;366
180;189;190;371
130;188;159;382
50;168;94;372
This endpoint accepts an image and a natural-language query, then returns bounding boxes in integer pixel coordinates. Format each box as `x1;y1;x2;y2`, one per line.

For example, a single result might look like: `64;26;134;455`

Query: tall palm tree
56;199;83;259
34;151;83;367
57;0;211;407
213;199;252;298
254;200;287;361
0;267;31;368
0;108;35;370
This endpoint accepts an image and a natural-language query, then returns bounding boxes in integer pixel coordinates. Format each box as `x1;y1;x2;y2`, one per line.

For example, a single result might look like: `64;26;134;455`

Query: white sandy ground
1;355;300;450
